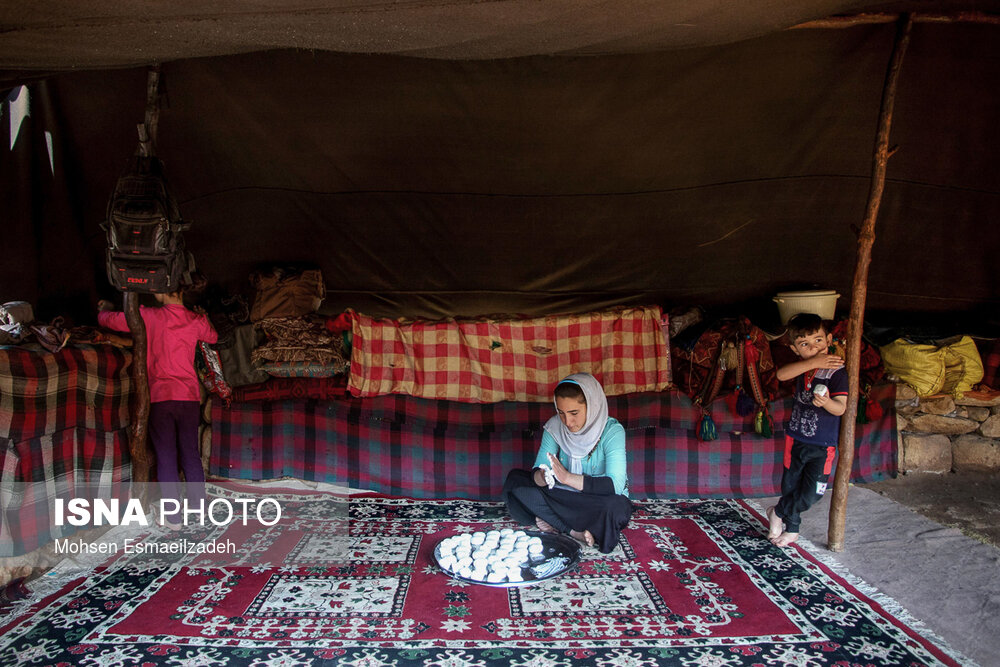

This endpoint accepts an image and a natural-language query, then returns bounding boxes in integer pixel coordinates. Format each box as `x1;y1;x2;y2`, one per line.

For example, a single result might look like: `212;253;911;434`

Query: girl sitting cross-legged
501;372;632;553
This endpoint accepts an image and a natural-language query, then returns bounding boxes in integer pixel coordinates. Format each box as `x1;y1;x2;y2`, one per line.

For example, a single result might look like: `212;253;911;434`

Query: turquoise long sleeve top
533;417;629;496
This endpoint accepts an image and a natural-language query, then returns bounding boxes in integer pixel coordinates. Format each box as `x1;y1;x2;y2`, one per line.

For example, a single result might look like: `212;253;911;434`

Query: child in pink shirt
98;291;217;529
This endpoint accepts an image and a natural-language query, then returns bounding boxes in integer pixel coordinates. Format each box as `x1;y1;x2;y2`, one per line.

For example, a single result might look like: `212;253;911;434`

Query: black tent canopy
1;2;998;325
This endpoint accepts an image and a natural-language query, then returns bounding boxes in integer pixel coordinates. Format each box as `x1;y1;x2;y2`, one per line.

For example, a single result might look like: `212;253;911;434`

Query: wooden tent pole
828;15;912;552
124;64;162;486
124;291;151;483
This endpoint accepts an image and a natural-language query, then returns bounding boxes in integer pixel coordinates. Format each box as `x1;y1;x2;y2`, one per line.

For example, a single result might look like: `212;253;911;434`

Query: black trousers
501;469;633;554
775;438;835;532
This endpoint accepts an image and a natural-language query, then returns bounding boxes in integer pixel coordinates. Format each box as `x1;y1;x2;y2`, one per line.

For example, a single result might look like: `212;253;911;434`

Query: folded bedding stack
209;266;351;400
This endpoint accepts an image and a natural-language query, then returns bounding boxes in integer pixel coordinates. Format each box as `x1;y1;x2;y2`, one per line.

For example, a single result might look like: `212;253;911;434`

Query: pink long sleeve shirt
98;304;218;403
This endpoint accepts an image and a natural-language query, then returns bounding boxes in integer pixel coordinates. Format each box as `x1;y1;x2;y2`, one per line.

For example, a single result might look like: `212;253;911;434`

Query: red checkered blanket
0;343;133;442
210;384;897;499
0;343;134;556
0;427;131;556
348;306;672;402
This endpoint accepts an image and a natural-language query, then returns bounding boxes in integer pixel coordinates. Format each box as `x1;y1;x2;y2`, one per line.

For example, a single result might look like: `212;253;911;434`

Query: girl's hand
546;452;569;484
97;299;114;312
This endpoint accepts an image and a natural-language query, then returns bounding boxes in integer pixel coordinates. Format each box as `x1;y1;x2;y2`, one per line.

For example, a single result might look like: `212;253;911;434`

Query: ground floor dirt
859;470;1000;548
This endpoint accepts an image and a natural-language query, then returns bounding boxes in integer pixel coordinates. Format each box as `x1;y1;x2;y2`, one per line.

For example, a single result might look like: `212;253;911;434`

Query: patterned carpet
0;486;966;666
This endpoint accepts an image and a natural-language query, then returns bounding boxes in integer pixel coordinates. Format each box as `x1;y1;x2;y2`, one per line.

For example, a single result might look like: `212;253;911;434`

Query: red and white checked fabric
0;343;133;442
348;306;672;402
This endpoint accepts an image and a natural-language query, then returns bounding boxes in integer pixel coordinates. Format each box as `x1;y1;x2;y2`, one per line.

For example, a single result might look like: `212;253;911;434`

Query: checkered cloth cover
0;344;134;556
0;343;133;442
0;427;131;556
230;375;351;403
210;383;896;499
347;306;672;402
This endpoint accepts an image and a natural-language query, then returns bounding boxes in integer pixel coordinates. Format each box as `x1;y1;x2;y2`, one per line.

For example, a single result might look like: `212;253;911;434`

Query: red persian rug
0;487;966;666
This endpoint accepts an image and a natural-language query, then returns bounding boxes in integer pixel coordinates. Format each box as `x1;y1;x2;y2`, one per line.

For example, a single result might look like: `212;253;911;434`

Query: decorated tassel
724;389;739;416
735;387;756;416
720;342;738;371
698;412;718;442
754;408;773;437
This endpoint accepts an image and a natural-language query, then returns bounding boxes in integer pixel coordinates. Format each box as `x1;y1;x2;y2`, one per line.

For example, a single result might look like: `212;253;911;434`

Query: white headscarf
542;372;609;474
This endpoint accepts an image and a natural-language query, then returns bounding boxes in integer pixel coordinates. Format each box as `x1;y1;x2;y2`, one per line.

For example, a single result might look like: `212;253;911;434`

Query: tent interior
2;1;999;330
2;7;1000;664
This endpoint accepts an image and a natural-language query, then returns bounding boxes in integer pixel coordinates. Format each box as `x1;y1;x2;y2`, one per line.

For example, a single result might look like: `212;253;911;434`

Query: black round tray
432;530;581;587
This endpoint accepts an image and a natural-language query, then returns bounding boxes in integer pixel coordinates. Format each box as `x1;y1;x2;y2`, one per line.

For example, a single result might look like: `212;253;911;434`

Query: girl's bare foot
770;531;798;547
569;529;595;547
535;517;557;533
766;506;783;540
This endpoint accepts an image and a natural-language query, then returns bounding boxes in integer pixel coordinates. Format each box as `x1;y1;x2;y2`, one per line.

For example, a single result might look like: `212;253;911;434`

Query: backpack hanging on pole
103;154;193;293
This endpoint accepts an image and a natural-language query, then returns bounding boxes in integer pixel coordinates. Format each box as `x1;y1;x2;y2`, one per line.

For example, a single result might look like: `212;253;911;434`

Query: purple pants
149;400;205;505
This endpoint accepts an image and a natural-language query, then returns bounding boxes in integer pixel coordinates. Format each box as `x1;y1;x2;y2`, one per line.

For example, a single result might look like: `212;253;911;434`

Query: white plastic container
773;290;840;325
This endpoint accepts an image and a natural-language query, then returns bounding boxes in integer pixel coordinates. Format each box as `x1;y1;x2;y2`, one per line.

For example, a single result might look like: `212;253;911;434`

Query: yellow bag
940;335;984;397
879;336;984;398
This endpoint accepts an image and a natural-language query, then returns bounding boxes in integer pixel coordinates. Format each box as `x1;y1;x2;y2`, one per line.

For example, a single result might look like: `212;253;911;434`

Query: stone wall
895;384;1000;473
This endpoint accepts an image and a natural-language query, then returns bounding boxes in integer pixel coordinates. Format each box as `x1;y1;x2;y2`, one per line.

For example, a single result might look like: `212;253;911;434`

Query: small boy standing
768;313;847;547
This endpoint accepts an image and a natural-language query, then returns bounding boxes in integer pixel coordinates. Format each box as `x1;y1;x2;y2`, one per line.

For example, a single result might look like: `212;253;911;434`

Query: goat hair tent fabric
1;5;999;325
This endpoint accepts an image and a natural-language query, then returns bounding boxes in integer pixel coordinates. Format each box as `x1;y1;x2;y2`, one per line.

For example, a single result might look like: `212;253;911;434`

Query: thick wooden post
124;291;152;483
124;64;162;487
828;15;912;552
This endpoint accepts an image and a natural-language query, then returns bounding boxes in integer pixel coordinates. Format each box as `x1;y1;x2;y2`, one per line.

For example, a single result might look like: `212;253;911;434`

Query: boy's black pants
775;437;836;533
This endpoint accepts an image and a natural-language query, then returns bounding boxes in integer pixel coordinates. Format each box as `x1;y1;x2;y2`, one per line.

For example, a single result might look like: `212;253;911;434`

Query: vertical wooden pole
828;15;912;552
124;291;151;483
124;64;162;487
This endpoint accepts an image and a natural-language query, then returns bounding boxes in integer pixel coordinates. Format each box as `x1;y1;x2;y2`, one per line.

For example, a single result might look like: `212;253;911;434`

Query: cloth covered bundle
347;305;672;402
249;266;325;321
251;315;350;375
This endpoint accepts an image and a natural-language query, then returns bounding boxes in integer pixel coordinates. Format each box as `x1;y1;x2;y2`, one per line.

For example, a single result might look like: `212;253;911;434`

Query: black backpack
103;155;193;292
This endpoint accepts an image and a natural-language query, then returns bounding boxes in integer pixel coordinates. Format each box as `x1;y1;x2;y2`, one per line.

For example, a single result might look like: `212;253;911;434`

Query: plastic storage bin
773;290;840;324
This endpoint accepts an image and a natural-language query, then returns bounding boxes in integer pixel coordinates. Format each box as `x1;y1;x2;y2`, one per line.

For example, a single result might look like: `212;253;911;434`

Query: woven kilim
0;487;963;666
347;306;672;402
